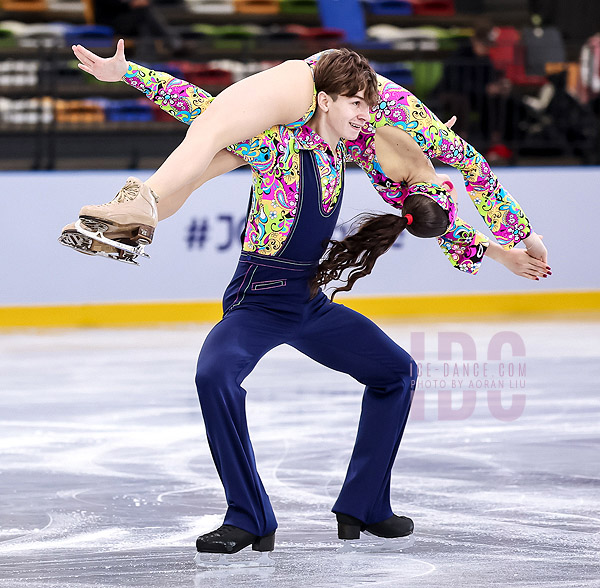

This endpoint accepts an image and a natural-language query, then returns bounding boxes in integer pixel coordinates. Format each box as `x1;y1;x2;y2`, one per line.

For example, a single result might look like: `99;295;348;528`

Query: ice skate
78;176;159;248
58;221;149;265
194;524;275;567
335;512;415;552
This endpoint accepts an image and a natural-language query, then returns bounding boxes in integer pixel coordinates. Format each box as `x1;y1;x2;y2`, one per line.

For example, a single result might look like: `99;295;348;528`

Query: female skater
65;41;548;279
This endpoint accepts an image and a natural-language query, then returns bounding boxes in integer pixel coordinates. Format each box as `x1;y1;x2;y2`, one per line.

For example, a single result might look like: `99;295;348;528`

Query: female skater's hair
310;193;450;299
313;49;379;107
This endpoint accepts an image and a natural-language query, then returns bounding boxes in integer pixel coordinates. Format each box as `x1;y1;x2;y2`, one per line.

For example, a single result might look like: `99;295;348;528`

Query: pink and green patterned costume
226;124;344;255
123;62;338;256
123;55;531;271
346;74;531;273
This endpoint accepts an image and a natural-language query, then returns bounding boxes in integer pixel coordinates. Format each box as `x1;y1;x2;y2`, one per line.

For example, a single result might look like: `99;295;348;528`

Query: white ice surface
0;321;598;587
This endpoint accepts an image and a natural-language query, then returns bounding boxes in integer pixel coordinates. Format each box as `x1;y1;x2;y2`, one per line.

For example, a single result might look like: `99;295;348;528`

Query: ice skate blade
336;533;415;553
194;550;274;568
74;220;149;264
58;230;98;257
59;226;142;265
59;229;140;266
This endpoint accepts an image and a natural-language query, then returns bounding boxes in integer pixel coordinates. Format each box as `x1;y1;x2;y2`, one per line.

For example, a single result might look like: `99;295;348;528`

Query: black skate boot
194;524;275;567
335;512;414;551
196;524;275;554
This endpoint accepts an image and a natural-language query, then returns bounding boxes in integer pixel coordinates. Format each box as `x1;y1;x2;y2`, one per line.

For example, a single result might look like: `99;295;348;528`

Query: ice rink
0;320;598;588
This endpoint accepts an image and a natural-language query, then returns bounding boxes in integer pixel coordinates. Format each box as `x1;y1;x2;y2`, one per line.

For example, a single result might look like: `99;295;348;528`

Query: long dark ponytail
310;192;450;299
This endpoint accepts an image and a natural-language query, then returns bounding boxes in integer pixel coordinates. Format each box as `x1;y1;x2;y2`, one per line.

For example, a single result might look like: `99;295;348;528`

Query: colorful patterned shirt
123;62;342;257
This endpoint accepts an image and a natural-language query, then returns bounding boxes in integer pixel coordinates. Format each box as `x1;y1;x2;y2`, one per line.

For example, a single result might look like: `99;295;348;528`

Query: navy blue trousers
195;253;417;536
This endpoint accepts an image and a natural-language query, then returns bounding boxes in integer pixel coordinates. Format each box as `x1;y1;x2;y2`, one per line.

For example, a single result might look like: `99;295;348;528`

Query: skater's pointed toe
335;512;413;540
196;524;275;554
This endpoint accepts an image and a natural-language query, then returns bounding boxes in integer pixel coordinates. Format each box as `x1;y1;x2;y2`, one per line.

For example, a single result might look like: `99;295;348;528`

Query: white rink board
0;166;598;306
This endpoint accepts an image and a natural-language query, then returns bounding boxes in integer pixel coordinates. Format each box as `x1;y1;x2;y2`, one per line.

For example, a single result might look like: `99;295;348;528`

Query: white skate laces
106;178;141;205
100;177;158;206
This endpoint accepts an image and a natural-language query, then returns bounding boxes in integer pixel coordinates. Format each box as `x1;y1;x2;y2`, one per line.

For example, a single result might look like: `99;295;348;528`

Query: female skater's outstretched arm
73;40;245;220
73;39;315;198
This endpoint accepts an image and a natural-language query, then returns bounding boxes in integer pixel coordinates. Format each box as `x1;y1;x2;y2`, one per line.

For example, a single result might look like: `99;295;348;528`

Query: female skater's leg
71;62;313;248
60;149;246;256
157;149;245;220
146;60;314;198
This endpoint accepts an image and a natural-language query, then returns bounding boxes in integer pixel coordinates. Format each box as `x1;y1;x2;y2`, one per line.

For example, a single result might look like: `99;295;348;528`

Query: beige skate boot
78;177;159;245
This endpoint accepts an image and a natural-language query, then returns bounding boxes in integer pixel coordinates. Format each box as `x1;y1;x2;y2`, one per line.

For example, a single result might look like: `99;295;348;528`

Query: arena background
0;165;598;327
1;0;599;324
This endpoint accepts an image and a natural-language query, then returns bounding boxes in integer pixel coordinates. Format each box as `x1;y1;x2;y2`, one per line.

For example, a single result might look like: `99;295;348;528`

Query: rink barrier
0;290;599;328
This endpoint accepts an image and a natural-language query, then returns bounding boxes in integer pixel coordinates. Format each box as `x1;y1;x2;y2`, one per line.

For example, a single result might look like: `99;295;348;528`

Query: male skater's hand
72;38;128;82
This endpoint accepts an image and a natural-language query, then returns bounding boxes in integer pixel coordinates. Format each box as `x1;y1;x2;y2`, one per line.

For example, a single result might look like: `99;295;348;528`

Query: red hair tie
404;213;413;225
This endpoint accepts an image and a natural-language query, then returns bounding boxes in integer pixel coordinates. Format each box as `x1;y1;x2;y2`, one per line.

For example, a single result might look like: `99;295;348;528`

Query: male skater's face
326;90;370;141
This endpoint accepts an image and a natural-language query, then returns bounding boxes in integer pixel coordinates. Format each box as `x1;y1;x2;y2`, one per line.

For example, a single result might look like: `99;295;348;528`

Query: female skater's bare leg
74;61;314;249
157;150;245;221
146;60;314;197
60;150;245;258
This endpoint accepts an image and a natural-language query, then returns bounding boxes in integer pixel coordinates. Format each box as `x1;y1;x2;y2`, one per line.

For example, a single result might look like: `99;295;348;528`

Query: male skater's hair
313;49;379;107
310;192;450;299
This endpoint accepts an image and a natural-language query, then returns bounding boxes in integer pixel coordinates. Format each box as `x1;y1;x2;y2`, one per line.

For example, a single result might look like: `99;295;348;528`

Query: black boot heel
252;531;276;552
335;512;363;540
338;522;361;540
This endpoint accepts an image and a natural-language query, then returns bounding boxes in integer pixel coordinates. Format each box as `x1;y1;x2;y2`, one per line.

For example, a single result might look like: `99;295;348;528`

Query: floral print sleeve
347;125;490;273
436;217;489;273
372;75;532;249
122;61;213;125
123;55;320;129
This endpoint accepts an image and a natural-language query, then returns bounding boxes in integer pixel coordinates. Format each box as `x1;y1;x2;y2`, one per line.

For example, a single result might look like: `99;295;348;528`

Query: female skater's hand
72;38;128;82
486;242;550;280
522;231;548;263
